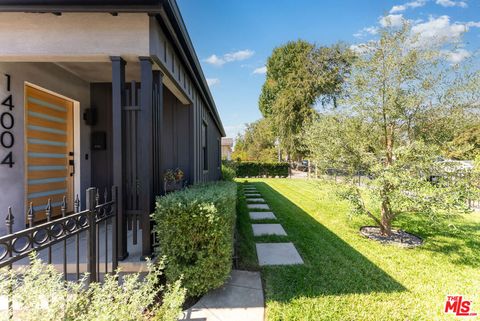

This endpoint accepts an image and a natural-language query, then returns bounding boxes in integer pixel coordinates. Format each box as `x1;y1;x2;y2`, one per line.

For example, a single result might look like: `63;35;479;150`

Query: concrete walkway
179;270;264;321
245;184;304;267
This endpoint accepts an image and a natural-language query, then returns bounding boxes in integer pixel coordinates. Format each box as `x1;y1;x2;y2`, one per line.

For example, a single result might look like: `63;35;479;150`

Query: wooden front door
25;85;74;221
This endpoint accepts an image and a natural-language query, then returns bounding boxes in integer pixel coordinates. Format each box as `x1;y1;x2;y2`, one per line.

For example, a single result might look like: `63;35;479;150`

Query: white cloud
205;55;226;67
390;5;407;13
253;66;267;75
411;15;467;44
442;48;471;63
390;0;426;13
435;0;468;7
349;44;364;54
379;14;405;27
354;26;379;38
204;49;255;67
224;49;254;62
349;42;376;55
206;78;220;87
466;21;480;28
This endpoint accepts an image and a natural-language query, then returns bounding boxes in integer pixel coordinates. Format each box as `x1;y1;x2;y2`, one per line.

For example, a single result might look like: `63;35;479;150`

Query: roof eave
162;0;226;136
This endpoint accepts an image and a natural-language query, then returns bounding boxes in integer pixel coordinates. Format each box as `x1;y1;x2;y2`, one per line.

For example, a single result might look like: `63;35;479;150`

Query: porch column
111;56;128;260
139;57;153;258
153;70;164;196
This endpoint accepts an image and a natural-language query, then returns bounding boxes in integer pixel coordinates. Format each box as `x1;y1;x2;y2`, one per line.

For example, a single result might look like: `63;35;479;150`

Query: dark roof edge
162;0;225;136
0;5;163;13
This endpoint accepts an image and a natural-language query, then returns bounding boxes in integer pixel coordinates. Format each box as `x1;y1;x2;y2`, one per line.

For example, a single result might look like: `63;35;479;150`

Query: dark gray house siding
162;86;192;183
148;10;225;184
192;92;223;183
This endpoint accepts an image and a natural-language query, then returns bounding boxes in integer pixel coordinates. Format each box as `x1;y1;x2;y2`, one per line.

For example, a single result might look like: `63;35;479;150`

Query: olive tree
307;23;480;235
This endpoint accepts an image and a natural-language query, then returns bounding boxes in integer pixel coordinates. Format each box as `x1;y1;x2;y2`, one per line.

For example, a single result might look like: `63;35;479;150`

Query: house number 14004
1;74;14;168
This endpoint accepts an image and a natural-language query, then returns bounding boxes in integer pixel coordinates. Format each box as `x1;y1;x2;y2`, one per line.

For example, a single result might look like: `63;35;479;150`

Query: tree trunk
381;122;394;236
385;124;394;165
380;199;393;236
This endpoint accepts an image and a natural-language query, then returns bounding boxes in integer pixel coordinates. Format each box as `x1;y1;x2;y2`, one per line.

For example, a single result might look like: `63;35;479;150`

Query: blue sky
177;0;480;138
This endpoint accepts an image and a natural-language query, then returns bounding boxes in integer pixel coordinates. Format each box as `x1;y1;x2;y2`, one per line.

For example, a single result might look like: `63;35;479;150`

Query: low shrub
0;254;186;321
153;181;237;297
236;162;289;177
221;164;236;181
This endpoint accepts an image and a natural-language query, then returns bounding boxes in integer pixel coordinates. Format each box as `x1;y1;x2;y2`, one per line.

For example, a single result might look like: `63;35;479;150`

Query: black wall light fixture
83;107;97;126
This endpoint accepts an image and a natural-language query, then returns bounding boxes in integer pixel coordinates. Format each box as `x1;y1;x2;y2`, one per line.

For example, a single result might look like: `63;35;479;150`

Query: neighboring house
428;159;474;185
439;159;474;171
0;0;225;259
221;137;234;161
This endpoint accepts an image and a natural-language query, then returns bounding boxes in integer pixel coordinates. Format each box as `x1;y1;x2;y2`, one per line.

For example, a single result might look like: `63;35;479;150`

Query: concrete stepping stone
252;224;287;236
247;204;270;210
246;198;265;203
245;193;261;198
256;243;304;266
244;188;257;192
249;212;277;220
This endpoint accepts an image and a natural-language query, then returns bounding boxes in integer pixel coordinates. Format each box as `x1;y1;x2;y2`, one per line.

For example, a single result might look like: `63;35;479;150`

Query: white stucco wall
0;62;91;234
0;13;150;62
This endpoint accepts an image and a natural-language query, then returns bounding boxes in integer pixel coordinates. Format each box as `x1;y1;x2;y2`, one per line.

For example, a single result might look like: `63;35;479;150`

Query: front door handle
69;159;75;177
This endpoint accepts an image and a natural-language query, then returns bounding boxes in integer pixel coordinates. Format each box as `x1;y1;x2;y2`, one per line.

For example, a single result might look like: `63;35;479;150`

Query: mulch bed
359;226;423;248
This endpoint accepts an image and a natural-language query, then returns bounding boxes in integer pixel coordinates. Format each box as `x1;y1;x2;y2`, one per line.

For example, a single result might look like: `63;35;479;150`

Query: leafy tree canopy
445;125;480;160
304;22;480;235
232;119;277;162
259;40;354;159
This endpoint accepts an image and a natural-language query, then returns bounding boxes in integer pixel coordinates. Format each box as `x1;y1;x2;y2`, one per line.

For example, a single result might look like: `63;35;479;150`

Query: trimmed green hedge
236;162;289;178
152;182;237;297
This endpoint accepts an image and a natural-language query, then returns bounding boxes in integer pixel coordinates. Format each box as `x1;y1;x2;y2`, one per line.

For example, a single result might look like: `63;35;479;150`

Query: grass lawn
236;178;480;321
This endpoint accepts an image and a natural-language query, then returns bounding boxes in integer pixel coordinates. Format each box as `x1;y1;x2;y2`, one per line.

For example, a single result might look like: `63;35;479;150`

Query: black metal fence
0;186;118;284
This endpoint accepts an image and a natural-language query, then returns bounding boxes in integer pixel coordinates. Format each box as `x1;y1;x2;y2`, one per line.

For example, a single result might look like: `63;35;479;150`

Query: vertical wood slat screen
122;75;162;247
123;81;141;244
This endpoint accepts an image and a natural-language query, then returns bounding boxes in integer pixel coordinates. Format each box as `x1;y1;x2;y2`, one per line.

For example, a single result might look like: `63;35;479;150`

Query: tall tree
259;40;353;160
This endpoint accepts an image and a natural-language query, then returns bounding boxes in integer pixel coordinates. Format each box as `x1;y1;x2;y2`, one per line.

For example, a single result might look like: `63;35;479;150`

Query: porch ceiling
56;61;190;105
55;61;141;83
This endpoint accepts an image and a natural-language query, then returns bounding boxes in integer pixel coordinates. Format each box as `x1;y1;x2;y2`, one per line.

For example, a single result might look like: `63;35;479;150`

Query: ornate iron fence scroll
0;186;118;284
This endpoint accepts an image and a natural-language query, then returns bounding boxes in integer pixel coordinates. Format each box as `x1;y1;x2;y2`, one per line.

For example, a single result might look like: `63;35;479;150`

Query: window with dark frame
202;122;208;171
